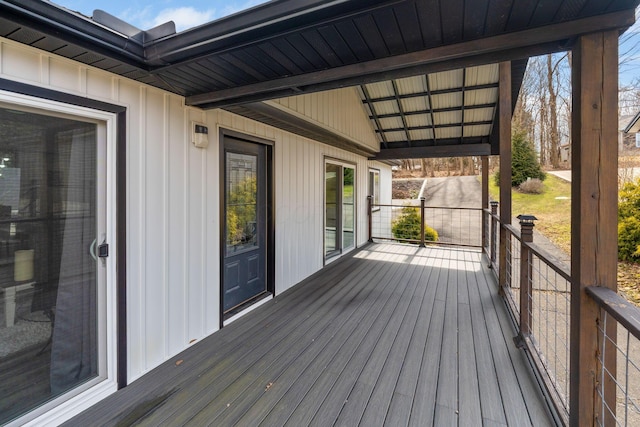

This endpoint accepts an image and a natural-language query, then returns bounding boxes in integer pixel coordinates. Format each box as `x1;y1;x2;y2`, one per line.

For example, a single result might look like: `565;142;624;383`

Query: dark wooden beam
224;102;377;158
569;30;619;427
498;61;512;292
185;10;634;109
372;143;491;160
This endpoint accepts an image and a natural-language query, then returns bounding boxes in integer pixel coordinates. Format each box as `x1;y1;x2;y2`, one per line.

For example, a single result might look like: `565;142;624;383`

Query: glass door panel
324;161;355;260
342;167;355;251
324;163;340;257
0;106;102;424
223;139;267;315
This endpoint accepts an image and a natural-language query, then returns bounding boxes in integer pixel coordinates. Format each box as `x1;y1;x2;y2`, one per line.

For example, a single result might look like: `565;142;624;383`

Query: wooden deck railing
482;203;640;427
367;196;483;248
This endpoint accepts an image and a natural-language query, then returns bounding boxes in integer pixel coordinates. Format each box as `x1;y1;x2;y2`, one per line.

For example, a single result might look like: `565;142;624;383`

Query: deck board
66;243;555;427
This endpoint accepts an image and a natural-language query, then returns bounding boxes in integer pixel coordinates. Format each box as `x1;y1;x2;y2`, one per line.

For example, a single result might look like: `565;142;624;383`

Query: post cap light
490;200;499;206
516;214;537;224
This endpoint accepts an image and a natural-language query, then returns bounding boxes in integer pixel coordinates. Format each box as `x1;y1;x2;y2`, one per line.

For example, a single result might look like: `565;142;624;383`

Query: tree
494;130;546;187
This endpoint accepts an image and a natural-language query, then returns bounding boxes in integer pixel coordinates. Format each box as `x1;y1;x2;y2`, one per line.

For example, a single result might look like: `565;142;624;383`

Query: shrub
618;178;640;262
619;179;640;219
494;130;546;187
618;216;640;262
391;206;438;242
518;178;544;194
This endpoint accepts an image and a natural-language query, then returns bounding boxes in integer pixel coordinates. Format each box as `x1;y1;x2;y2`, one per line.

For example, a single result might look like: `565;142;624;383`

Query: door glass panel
0;107;99;423
226;152;257;255
325;163;340;256
342;167;355;250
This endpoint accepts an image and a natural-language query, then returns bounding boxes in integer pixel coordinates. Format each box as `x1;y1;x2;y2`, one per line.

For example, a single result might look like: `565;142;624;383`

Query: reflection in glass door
324;160;355;260
223;138;268;316
0;105;105;424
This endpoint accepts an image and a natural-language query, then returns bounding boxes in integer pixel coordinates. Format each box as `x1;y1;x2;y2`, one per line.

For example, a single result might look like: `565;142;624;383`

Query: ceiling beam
185;10;634;109
373;143;492;160
224;102;377;158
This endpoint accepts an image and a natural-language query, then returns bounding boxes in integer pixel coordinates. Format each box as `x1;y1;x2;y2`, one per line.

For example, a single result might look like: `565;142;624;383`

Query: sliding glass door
324;160;355;260
0;103;109;424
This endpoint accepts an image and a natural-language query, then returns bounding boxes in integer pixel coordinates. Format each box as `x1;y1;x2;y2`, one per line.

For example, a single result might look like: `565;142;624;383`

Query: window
325;160;356;259
369;169;380;210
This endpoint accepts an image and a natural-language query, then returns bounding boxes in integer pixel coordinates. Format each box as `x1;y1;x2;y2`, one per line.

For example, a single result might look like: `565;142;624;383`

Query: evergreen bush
494;130;546;187
391;206;438;242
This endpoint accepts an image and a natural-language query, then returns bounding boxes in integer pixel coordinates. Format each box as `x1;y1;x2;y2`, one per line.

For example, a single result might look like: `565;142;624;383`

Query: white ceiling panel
465;64;499;86
384;130;409;142
435;127;462;139
431;93;462;109
406;115;431;127
371;100;400;115
465;88;499;105
409;129;434;141
401;97;429;113
395;75;427;95
378;116;404;129
464;108;494;122
463;124;492;137
428;69;464;91
365;81;395;98
433;111;462;125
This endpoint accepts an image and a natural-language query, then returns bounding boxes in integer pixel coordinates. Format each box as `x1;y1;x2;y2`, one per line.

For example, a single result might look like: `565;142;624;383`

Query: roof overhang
1;0;638;159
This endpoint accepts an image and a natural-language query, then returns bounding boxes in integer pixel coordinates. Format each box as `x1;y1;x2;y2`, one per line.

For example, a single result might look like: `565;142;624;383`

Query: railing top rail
504;223;521;239
373;203;482;211
587;286;640;340
526;241;572;282
422;205;482;211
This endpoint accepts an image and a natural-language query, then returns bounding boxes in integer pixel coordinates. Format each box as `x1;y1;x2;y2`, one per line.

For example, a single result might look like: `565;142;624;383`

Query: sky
49;0;640;85
49;0;269;32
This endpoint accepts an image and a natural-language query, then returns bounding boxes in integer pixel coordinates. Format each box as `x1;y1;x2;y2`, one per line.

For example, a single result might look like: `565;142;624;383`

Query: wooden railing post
570;30;618;427
419;197;426;248
515;214;536;348
490;201;498;267
498;61;512;294
367;195;373;243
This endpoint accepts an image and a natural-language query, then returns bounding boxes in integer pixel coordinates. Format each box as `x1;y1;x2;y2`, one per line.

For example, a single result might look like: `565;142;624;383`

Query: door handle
90;238;97;261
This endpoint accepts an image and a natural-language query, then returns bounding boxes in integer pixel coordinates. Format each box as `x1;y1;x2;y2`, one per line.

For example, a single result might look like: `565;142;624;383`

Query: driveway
420;176;482;245
422;175;481;208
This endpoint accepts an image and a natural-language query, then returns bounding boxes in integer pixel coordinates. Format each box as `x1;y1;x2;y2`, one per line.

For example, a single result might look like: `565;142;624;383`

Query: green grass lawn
488;174;572;254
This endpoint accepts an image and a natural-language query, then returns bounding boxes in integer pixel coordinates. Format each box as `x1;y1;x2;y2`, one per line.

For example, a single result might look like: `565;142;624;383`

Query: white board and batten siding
0;38;391;383
268;88;380;153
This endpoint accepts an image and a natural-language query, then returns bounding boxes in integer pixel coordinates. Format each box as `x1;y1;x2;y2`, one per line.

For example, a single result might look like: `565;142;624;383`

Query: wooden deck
67;243;554;426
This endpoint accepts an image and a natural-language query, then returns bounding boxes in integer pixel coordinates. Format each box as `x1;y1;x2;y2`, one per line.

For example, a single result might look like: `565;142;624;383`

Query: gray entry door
223;137;267;314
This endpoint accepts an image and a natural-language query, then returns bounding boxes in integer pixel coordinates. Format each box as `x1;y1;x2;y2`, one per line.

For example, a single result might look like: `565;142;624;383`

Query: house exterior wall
267;88;379;152
0;38;391;384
